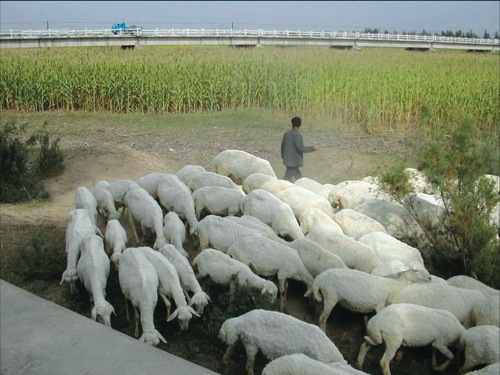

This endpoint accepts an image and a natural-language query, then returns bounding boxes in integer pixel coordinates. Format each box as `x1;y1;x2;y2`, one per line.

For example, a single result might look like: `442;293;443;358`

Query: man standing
280;117;318;182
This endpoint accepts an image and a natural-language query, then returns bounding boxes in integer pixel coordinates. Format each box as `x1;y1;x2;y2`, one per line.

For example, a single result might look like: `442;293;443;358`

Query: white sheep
226;236;315;310
242;172;277;194
175;164;207;186
133;247;199;331
105;179;141;208
299;208;343;236
225;215;288;244
332;180;383;209
471;296;500;327
243;189;304;240
219;309;347;375
404;167;434;194
194;215;262;252
259;178;296;196
459;325;500;374
135;172;170;199
295;177;336;206
123;187;167;249
306;225;382;273
93;181;120;221
118;248;166;346
447;275;499;297
358;231;425;265
192;186;245;219
312;262;431;333
192;248;278;303
163;211;189;258
333;208;387;239
61;209;99;294
188;171;238;192
158;244;211;314
289;237;348;277
262;353;369;375
401;192;447;231
386;282;486;328
104;219;128;268
277;186;335;219
156;175;199;234
357;303;465;375
212;149;276;185
75;186;100;227
76;233;115;327
371;261;447;285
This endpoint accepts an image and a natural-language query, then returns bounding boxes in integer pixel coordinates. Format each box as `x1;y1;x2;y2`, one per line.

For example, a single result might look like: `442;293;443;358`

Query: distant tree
483;30;490;39
384;29;390;34
494;31;499;39
455;29;463;37
465;29;477;38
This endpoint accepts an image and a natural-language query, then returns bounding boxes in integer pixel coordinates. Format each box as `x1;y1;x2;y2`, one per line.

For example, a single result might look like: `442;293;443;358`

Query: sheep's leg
128;211;140;245
278;277;286;311
243;342;258;375
133;305;140;338
356;341;373;369
379;336;402;375
431;343;455;372
160;294;172;319
125;298;130;321
222;342;236;365
318;298;336;333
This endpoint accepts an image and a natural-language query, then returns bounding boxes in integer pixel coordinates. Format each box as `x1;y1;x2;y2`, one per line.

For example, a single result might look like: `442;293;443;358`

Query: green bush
0;121;64;203
379;120;500;288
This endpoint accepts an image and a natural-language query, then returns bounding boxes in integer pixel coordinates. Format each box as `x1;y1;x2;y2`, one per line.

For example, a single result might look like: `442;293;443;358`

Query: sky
1;1;499;36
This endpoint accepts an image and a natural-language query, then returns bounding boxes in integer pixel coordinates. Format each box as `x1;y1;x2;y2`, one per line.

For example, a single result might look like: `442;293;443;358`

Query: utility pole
47;21;49;30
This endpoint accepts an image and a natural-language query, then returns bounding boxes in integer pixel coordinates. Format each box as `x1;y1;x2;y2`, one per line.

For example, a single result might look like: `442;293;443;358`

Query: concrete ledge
0;280;219;375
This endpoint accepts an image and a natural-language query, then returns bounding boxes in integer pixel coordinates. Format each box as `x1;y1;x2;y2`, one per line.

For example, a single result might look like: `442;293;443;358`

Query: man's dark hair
291;117;302;127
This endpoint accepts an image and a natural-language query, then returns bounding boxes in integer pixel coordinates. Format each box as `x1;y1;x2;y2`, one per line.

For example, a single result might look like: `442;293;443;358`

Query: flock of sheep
60;149;500;375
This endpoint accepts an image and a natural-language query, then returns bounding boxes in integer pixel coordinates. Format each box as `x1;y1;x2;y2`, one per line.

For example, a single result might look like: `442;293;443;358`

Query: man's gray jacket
281;128;314;168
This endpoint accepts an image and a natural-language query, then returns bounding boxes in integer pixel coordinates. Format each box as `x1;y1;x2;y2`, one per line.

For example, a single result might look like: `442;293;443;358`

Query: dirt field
0;122;463;374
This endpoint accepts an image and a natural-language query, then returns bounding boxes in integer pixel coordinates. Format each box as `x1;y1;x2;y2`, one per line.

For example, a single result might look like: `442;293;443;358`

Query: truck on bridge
111;22;142;36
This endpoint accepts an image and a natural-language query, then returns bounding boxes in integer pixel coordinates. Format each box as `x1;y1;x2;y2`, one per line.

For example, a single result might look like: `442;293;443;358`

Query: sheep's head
60;269;79;294
262;281;278;303
167;306;199;331
92;301;116;327
189;291;211;315
399;261;432;283
110;252;121;270
154;236;168;250
139;329;167;346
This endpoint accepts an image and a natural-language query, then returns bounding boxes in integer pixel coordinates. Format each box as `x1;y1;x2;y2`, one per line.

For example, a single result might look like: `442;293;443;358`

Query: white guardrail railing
0;28;499;45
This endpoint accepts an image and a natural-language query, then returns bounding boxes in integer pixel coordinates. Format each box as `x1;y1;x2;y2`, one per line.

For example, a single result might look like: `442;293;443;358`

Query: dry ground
0;122;462;375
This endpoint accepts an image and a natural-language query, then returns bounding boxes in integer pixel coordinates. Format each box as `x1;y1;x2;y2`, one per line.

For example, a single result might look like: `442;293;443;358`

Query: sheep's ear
304;289;312;298
138;335;145;343
408;262;419;271
206;294;212;302
112;306;117;316
60;273;65;285
158;332;167;344
189;306;201;317
91;307;97;321
167;310;178;322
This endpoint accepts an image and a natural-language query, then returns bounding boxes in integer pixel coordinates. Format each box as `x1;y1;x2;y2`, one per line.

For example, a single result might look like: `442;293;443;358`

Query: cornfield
1;46;498;132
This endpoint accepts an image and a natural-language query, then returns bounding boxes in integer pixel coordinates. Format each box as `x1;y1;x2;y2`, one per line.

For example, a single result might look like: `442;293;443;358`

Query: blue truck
111;22;142;35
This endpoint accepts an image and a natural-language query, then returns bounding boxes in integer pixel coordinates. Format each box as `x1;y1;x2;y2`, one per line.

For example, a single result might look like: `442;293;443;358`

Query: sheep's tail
364;331;382;346
312;282;323;303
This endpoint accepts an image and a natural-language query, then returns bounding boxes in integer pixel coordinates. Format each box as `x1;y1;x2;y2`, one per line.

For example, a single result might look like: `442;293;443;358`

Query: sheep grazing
188;171;238;192
358;231;425;266
104;219;128;268
123;187;167;249
386;282;486;328
133;247;199;331
357;303;466;375
219;309;347;375
312;262;432;333
105;179;141;208
401;192;447;231
75;186;100;228
135;172;170;199
61;209;98;294
459;325;500;374
212;149;277;185
243;188;304;240
225;215;288;244
299;208;343;236
93;181;120;222
163;211;189;258
295;177;337;206
159;244;211;314
262;353;369;375
471;296;500;327
242;172;277;194
226;236;314;310
333;208;386;240
289;237;348;277
192;248;278;303
192;185;245;219
260;179;296;196
175;165;207;186
404;167;434;194
156;174;199;234
447;275;499;297
194;215;263;252
331;180;383;209
277;186;335;219
306;225;382;273
76;233;115;327
118;248;166;346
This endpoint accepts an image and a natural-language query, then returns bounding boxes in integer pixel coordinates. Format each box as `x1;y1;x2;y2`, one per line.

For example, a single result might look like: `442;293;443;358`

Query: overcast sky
1;1;499;35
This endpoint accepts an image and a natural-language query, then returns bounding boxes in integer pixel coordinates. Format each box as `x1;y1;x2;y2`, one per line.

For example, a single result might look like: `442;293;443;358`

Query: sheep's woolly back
242;173;277;194
333;208;386;240
299;208;343;236
262;353;368;375
277;186;335;219
459;325;500;373
188;171;238;192
175;165;207;186
289;238;348;277
219;309;347;365
192;186;244;218
471;296;500;327
447;275;499;297
358;231;424;265
213;149;276;185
